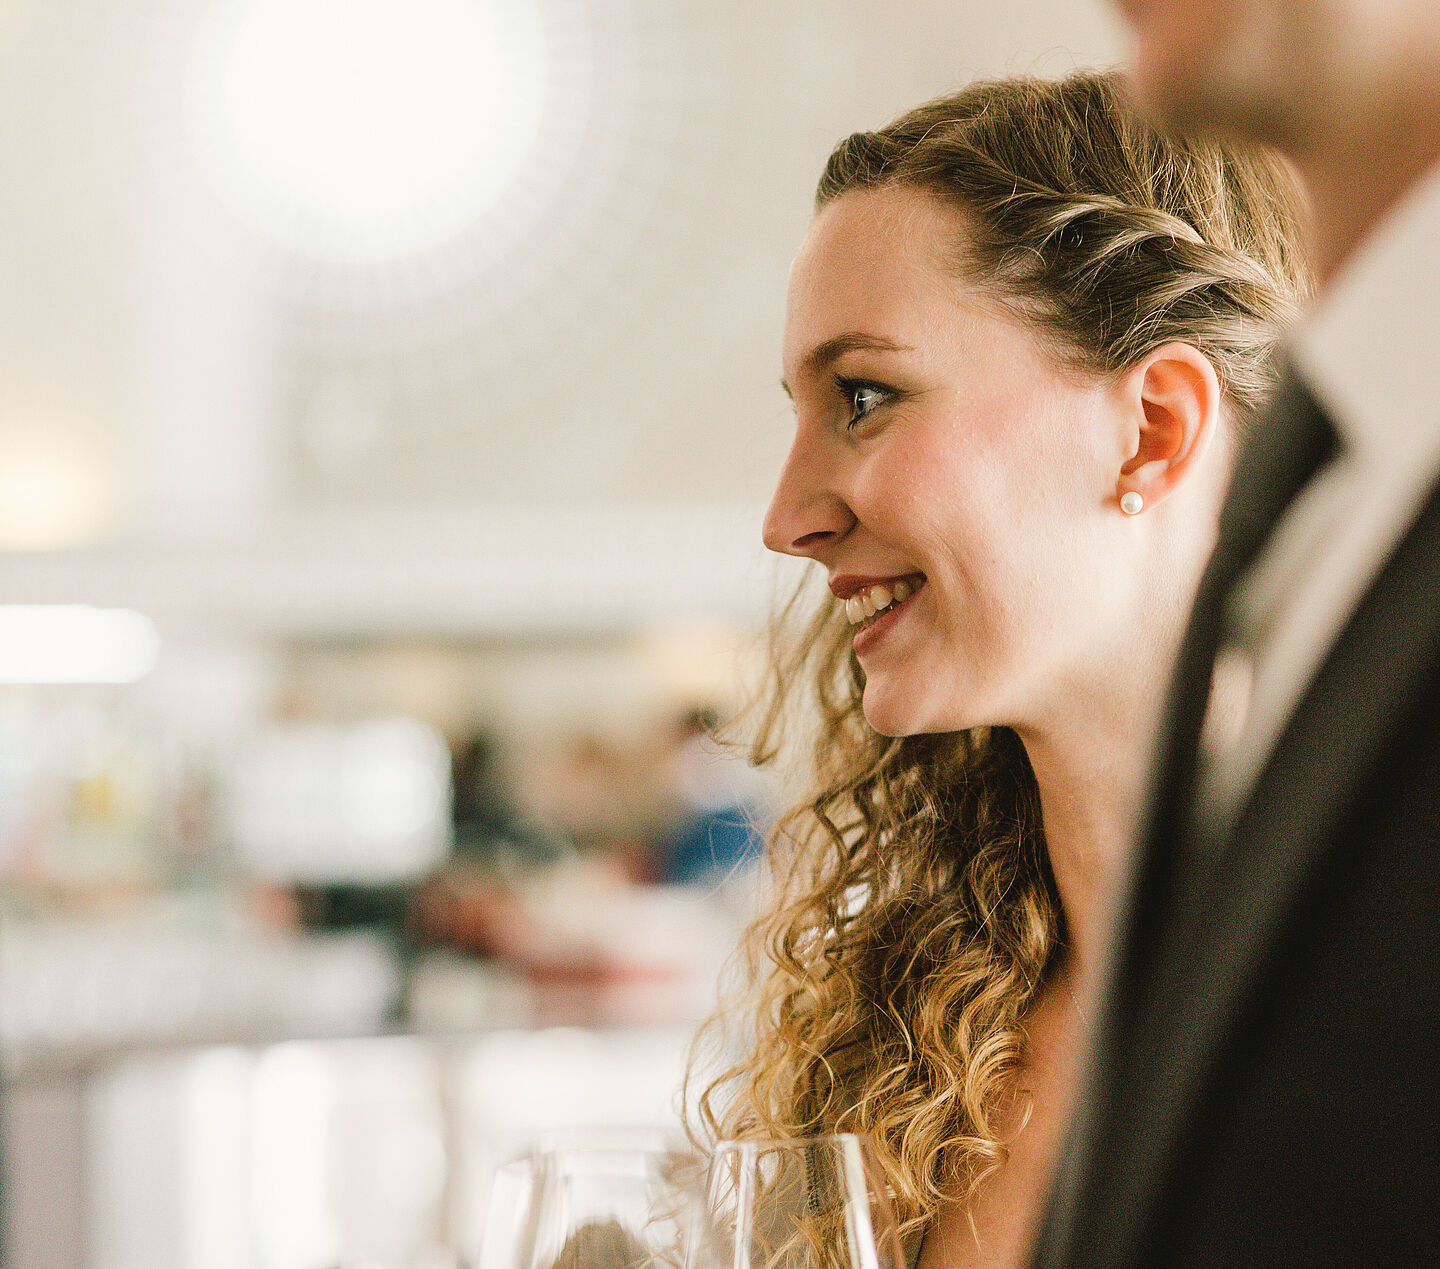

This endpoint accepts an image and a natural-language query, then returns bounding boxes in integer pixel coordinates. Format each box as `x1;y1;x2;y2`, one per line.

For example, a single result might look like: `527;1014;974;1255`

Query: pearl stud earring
1120;491;1144;516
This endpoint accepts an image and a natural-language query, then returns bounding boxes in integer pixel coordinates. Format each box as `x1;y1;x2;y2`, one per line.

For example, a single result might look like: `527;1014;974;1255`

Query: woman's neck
1016;682;1163;1001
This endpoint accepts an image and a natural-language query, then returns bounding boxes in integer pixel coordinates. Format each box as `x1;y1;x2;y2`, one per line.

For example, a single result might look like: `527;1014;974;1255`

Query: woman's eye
843;381;891;428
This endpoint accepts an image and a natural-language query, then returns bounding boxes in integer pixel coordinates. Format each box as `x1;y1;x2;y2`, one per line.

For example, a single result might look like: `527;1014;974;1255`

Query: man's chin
1136;72;1303;152
1127;37;1218;132
1125;15;1308;150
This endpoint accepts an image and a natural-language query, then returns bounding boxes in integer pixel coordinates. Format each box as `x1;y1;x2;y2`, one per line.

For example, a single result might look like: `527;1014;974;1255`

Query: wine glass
705;1135;905;1269
479;1137;721;1269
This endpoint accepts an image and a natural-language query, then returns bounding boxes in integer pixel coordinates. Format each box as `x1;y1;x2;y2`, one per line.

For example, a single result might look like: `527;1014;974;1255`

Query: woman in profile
691;71;1308;1267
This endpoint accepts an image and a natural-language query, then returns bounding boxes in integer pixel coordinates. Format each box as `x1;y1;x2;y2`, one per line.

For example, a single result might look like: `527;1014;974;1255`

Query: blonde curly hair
686;70;1310;1243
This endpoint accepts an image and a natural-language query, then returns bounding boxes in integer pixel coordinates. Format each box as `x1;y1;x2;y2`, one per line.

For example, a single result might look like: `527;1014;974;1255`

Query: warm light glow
0;430;117;550
0;606;160;684
188;0;549;261
637;620;754;711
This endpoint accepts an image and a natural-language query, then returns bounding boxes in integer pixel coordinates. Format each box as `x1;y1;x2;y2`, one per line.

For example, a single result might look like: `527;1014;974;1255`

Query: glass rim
710;1132;878;1152
529;1125;682;1152
494;1130;701;1175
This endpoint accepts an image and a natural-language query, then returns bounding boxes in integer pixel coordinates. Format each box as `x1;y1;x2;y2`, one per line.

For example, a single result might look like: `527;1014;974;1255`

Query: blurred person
653;705;767;886
530;730;656;875
416;725;726;1012
412;726;563;963
688;71;1308;1269
448;725;562;868
451;727;520;854
1031;5;1440;1268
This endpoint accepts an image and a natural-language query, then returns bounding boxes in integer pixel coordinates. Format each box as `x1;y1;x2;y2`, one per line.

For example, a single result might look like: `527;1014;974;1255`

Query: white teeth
840;579;917;626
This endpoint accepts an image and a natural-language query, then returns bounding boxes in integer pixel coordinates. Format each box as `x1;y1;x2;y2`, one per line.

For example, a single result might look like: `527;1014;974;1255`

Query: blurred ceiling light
187;0;549;262
0;606;161;685
0;429;118;550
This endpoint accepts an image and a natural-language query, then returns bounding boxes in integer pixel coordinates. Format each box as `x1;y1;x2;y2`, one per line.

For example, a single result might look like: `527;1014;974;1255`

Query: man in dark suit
1032;2;1440;1265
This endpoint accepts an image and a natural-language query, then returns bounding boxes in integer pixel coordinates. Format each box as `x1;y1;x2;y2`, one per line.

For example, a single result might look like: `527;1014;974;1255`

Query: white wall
0;0;1126;634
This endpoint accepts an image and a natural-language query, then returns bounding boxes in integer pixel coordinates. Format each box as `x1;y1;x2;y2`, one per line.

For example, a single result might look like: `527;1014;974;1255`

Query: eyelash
836;377;894;430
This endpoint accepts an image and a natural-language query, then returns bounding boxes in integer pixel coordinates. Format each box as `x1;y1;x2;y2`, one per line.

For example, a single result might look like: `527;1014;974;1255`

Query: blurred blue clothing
663;803;764;884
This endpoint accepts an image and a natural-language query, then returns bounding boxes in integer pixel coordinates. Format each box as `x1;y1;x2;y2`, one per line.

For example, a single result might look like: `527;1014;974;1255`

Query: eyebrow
781;333;915;397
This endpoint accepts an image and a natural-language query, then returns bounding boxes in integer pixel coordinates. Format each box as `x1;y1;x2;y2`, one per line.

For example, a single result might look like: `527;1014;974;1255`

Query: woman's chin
861;684;929;738
862;679;974;737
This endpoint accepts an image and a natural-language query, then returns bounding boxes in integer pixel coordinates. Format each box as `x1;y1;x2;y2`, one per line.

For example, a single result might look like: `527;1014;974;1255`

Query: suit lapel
1085;474;1440;1266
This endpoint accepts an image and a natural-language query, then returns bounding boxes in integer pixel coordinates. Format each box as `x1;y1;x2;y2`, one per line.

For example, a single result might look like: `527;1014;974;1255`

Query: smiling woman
770;184;1182;739
689;71;1309;1269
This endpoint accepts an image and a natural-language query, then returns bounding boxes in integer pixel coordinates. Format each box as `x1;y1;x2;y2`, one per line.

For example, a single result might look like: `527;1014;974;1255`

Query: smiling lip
844;575;925;655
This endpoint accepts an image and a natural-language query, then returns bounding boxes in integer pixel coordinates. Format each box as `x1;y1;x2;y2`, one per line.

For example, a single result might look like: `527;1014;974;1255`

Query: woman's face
767;185;1149;739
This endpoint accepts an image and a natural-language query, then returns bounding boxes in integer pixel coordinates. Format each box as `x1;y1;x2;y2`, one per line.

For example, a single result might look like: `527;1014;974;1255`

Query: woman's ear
1115;341;1222;514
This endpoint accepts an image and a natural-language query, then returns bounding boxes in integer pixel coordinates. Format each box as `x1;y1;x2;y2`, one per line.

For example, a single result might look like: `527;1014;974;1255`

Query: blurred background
0;0;1123;1264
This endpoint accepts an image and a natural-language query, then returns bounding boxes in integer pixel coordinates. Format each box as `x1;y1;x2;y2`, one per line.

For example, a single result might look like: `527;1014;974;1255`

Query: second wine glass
705;1135;905;1269
480;1139;721;1269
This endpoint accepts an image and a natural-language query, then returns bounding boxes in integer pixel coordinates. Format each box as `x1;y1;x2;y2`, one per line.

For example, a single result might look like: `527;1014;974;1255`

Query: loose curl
688;71;1310;1243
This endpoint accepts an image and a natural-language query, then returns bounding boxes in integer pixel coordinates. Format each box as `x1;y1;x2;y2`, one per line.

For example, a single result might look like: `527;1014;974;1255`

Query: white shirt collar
1290;160;1440;467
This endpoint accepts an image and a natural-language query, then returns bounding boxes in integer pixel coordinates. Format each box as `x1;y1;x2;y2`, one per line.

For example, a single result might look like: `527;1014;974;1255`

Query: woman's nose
762;439;854;558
